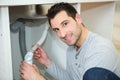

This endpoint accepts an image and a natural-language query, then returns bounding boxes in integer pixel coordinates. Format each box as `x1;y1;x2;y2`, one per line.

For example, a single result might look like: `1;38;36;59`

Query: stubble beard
74;29;82;47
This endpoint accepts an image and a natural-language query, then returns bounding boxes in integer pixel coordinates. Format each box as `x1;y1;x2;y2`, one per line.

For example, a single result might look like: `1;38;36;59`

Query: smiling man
20;2;120;80
50;11;85;47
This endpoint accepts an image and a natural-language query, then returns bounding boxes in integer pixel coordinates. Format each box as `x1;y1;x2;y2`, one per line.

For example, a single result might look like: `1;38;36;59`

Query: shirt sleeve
46;62;72;80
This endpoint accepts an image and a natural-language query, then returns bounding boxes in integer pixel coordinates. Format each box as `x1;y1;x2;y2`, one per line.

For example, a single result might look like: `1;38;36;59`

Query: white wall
81;2;115;40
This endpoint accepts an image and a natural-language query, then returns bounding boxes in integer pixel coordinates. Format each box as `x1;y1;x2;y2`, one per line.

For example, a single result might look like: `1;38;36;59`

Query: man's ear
75;13;82;24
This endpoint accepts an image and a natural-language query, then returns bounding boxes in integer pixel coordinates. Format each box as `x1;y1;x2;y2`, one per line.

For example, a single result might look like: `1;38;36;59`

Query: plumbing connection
10;18;49;64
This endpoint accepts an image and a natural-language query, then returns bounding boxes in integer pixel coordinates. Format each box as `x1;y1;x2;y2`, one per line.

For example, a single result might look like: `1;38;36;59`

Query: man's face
50;11;82;46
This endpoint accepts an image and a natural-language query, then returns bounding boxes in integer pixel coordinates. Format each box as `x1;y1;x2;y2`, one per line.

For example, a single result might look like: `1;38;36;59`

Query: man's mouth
63;35;73;44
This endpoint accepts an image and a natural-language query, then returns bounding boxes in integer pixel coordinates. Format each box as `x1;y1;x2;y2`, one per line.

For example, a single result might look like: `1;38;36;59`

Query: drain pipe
10;18;33;60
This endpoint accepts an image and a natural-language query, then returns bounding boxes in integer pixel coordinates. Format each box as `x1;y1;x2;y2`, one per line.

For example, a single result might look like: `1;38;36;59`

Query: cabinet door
0;7;13;80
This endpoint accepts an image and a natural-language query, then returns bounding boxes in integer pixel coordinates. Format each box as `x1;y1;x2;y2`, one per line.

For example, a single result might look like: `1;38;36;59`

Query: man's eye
53;28;59;32
63;22;68;27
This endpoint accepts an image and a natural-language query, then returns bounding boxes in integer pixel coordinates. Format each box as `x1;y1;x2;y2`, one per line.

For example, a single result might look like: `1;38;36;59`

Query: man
20;2;120;80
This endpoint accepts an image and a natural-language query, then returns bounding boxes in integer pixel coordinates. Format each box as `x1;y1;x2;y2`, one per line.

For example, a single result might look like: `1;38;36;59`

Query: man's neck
75;27;89;50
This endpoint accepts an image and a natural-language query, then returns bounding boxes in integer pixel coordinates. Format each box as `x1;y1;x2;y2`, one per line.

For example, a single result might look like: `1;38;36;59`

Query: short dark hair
46;2;77;26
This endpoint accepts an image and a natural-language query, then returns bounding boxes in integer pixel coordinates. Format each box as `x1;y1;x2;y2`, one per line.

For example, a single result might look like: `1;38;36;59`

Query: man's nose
59;30;66;39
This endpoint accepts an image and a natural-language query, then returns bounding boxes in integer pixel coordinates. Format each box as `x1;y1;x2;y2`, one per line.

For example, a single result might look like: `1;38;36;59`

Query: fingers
20;61;30;74
20;71;25;79
20;61;26;73
33;46;43;60
20;61;26;79
19;61;34;79
20;61;29;68
35;45;45;54
33;52;41;61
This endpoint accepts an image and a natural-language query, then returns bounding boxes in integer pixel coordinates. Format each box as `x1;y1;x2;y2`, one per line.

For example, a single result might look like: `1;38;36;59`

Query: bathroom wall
81;2;115;40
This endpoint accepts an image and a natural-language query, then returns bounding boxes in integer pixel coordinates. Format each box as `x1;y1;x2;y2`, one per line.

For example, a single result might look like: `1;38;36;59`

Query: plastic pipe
25;22;49;64
10;21;27;60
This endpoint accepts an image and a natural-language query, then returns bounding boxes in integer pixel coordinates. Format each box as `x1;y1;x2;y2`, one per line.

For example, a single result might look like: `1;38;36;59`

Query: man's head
47;2;77;26
46;2;83;46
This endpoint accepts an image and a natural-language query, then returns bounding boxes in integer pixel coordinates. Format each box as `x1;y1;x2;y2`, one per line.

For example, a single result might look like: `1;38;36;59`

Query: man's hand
33;45;52;67
20;61;45;80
